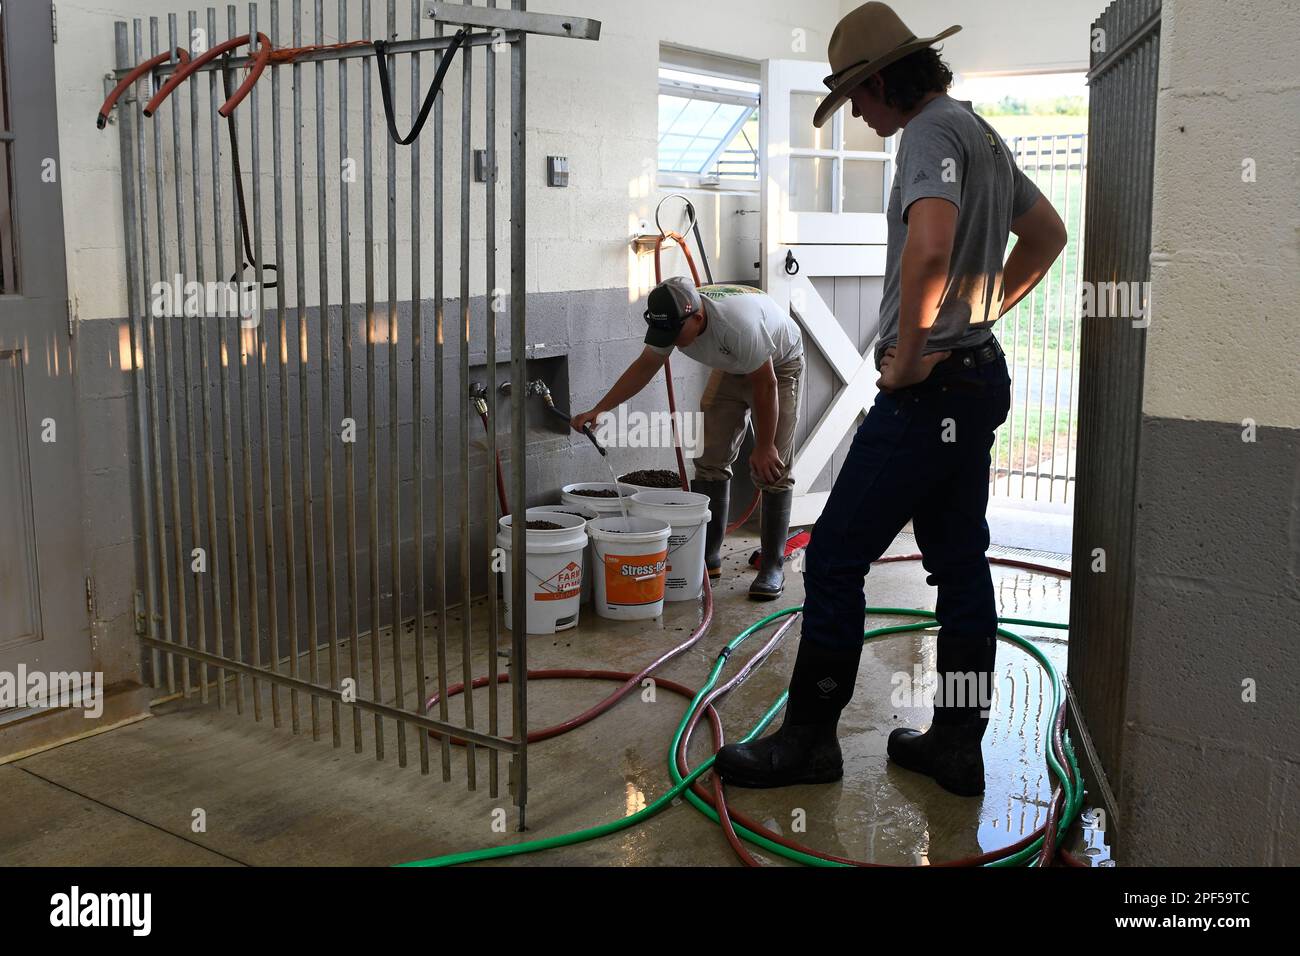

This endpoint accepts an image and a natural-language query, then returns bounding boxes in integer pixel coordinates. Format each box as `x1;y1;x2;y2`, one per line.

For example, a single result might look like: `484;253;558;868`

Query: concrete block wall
1121;0;1300;865
53;0;844;686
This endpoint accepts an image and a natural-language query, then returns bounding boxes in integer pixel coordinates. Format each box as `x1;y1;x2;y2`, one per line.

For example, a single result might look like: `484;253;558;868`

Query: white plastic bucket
530;503;598;604
496;510;587;634
561;481;636;517
587;516;672;621
617;472;685;496
629;490;711;602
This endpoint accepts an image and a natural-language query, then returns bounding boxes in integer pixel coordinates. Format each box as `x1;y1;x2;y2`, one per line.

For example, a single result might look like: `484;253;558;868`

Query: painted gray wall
1119;416;1300;864
74;287;714;689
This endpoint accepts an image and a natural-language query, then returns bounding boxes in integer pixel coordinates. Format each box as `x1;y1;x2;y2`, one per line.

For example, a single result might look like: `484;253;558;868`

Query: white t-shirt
648;285;803;375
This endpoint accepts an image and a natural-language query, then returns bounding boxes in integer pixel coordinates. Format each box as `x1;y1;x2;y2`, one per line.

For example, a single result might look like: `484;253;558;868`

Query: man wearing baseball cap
713;2;1067;795
571;279;804;600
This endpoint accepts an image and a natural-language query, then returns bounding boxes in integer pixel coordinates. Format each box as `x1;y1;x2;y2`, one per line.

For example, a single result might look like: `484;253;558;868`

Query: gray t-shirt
876;95;1042;361
648;285;803;375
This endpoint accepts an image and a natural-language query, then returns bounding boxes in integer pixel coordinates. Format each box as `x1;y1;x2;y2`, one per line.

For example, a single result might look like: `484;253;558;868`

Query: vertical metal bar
164;13;194;701
484;0;500;799
250;5;282;727
991;134;1007;495
386;0;408;768
362;0;386;760
117;21;162;694
203;6;229;709
1002;137;1024;497
1034;134;1060;501
221;4;246;713
271;0;302;734
410;0;431;776
459;9;477;789
1017;135;1040;499
432;16;452;781
339;0;364;753
184;9;212;707
509;0;529;830
292;0;323;740
240;6;265;722
1047;135;1073;504
147;17;178;697
1064;134;1087;506
316;0;343;749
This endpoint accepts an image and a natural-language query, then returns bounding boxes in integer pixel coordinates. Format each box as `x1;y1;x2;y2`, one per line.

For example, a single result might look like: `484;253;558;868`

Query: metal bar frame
115;0;587;826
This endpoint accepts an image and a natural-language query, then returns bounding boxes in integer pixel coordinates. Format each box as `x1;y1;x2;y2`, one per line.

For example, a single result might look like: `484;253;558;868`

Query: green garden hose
398;606;1080;868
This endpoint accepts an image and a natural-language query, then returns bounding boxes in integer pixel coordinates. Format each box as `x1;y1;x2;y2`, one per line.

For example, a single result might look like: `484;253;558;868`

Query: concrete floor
0;531;1097;867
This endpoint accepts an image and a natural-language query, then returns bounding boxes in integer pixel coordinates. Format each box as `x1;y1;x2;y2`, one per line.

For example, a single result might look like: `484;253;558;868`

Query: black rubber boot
713;638;862;789
748;489;792;601
887;633;995;797
691;478;729;580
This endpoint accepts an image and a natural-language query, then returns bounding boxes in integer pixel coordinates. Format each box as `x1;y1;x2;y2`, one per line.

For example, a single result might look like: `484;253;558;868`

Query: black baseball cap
643;276;702;348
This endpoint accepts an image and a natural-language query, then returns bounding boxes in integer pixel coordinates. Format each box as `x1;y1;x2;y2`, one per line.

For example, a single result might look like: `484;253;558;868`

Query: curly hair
875;48;954;112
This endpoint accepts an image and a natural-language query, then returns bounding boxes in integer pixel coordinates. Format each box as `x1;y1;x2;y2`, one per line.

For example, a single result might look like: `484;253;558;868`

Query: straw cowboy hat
813;2;961;128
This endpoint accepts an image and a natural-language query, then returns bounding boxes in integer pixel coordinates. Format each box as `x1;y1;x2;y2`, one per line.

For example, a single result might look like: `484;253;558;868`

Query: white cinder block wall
51;0;845;688
55;0;844;322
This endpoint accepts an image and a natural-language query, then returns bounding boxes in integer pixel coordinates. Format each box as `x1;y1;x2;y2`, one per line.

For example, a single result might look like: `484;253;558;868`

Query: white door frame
760;59;896;527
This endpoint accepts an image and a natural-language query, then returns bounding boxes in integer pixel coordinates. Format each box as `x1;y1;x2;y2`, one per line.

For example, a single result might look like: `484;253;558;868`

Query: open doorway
952;71;1090;556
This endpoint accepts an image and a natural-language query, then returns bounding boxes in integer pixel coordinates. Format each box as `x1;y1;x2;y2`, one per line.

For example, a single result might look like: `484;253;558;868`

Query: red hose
144;33;273;119
476;409;510;517
672;608;1074;867
97;48;191;129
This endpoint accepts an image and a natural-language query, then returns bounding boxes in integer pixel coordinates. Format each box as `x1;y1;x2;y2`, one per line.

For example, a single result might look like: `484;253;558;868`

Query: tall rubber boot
748;489;792;601
886;632;995;797
713;637;862;789
691;478;729;580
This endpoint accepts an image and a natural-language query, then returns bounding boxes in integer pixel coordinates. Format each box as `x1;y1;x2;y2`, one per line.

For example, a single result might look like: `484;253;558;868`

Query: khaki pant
695;355;803;492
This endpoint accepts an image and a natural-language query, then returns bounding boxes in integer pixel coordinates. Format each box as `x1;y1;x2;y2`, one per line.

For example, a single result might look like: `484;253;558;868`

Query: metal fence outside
993;131;1087;506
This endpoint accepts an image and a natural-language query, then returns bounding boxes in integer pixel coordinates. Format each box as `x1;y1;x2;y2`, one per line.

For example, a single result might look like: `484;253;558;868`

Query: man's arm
879;196;958;391
747;358;783;486
570;346;669;432
1000;194;1068;316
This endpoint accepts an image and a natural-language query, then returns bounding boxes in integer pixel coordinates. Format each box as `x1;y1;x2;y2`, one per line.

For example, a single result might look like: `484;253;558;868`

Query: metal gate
108;0;599;826
1067;0;1160;786
993;132;1087;505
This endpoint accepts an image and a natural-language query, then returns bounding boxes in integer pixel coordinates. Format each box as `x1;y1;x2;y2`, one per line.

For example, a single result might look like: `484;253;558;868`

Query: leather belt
929;338;1004;376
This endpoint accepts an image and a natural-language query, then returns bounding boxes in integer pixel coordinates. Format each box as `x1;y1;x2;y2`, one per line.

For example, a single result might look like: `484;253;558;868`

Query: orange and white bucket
586;516;672;621
497;509;587;634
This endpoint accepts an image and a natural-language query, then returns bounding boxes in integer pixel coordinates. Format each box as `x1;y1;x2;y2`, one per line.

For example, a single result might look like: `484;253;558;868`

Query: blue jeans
801;353;1012;657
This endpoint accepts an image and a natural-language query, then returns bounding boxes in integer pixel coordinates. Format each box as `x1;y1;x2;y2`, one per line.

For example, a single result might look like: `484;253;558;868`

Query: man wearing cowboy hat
715;2;1068;795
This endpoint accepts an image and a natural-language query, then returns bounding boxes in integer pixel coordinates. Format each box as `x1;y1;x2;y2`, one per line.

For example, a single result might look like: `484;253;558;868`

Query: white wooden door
760;59;897;526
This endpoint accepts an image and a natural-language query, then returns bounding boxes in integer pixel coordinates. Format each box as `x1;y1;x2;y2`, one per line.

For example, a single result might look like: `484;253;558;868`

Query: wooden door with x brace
760;57;898;528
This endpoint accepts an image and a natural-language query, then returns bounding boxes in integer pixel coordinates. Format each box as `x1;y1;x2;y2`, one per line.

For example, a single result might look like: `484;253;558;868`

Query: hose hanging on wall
219;55;278;290
97;47;191;129
373;29;469;145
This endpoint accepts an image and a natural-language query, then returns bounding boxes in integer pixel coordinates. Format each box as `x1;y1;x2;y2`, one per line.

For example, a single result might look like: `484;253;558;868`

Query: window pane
790;93;831;150
715;112;759;180
790;157;833;212
658;93;750;174
843;111;884;152
843;159;887;213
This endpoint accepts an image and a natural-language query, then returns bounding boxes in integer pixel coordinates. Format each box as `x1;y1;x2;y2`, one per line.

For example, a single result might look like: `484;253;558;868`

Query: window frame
656;52;761;192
